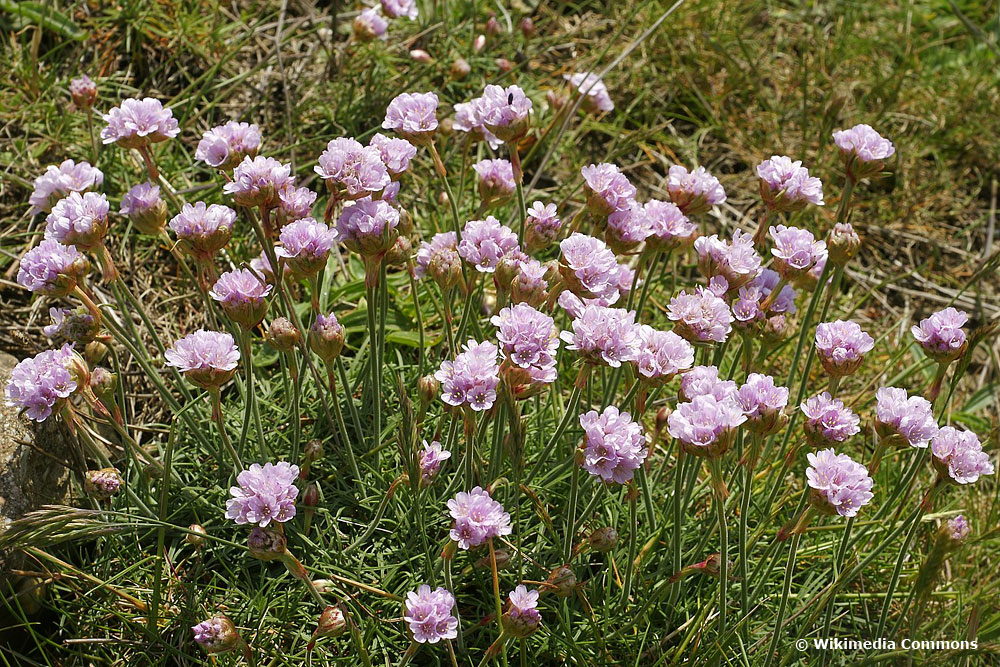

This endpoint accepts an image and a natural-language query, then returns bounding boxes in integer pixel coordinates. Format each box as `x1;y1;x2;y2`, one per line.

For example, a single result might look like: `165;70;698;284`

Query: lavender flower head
275;218;337;277
667;394;746;458
644;199;696;252
946;515;971;542
169;202;236;260
510;257;550;308
667;165;726;216
756;156;824;211
225;461;299;527
491;303;559;380
581;163;636;217
693;230;761;290
210;269;272;329
736;373;789;435
564;71;614;113
404;586;458;644
478;84;532;142
223;156;294;209
911;307;968;363
69;75;98;108
634;326;695;386
84;468;122;500
473;158;516;206
277;184;317;225
4;344;80;421
336;198;401;259
17;239;86;296
832;124;895;181
453;98;502;148
382;92;439;142
192;615;240;655
458;216;520;273
502;585;542;638
560;305;639;368
45;191;110;250
435;340;500;411
800;392;861;447
196;121;262;170
369;133;417;177
353;7;389;41
667;287;733;344
558;233;620;299
29;160;103;214
524;201;561;251
814;320;875;377
930;426;994;485
805;449;874;517
381;0;418;20
43;306;99;345
448;486;512;549
752;269;798;314
120;182;167;235
769;225;828;279
164;330;240;390
315;138;391;198
309;312;346;363
874;387;938;448
419;440;451;485
100;97;180;148
415;231;462;289
579;406;647;484
605;200;652;252
678;365;736;403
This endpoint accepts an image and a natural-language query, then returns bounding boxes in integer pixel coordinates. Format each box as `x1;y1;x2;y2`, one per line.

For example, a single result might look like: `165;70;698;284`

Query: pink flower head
17;239;86;296
353;7;389;41
667;394;746;458
667;287;733;344
931;426;994;485
634;326;694;385
605;200;651;253
558;233;620;299
874;387;938;448
736;373;789;434
946;515;971;542
678;365;736;403
164;330;240;389
369;133;417;177
225;461;300;526
559;305;639;368
491;303;559;385
45;191;110;250
100;97;180;148
196;121;262;170
473;158;516;206
4;344;80;421
752;269;798;314
336;198;400;258
644;199;696;252
693;230;761;290
806;449;874;517
458;216;520;273
315;138;391;198
769;225;828;279
43;306;99;345
453;98;502;148
224;156;294;209
169;202;236;260
210;269;272;329
478;84;532;142
579;406;647;484
192;615;240;654
502;585;541;638
510;257;550;308
564;71;614;113
827;222;861;266
814;320;875;377
832;124;895;181
415;231;462;288
756;156;824;211
277;184;317;225
523;201;561;251
419;440;451;485
29;160;103;214
381;0;417;20
448;486;512;549
911;307;968;363
69;75;98;108
435;340;500;411
274;217;337;277
120;182;167;235
404;586;459;644
382;92;439;142
667;165;726;215
581;163;636;217
800;392;861;447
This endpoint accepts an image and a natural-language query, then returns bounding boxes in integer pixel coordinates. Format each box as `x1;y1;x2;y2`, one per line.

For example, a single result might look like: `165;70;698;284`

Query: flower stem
209;388;243;474
524;365;590;485
327;364;362;482
709;458;728;651
239;329;268;461
764;523;803;667
819;517;855;667
489;539;508;667
564;459;580;562
621;491;638;610
366;269;382;457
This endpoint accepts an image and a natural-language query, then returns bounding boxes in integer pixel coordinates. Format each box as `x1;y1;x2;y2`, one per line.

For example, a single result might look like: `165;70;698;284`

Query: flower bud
495;58;514;74
655;406;671;437
192;614;242;655
186;524;208;549
827;223;860;266
428;248;463;291
84;467;123;500
485;14;501;35
519;17;535;38
546;565;576;597
69;75;98;109
474;548;512;571
309;313;345;364
450;58;471;80
384;235;412;267
89;367;118;403
417;375;439;404
304;438;325;463
83;339;108;365
546;89;568;112
409;49;432;63
248;525;288;562
267;317;301;352
588;526;618;553
303;482;320;509
474;34;486;52
315;605;349;638
940;514;970;547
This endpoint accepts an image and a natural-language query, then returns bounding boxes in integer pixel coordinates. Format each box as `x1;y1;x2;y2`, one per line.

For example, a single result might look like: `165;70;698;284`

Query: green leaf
0;1;87;40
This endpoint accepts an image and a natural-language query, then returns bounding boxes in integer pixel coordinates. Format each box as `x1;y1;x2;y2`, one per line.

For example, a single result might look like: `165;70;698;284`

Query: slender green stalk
407;266;426;376
239;329;268;460
336;357;364;439
489;539;509;667
738;454;752;641
709;458;728;656
524;365;590;484
209;388;243;474
622;492;638;610
819;517;855;667
147;426;175;633
288;356;302;464
564;461;580;562
764;528;803;667
443;558;465;651
327;364;362;482
366;272;382;456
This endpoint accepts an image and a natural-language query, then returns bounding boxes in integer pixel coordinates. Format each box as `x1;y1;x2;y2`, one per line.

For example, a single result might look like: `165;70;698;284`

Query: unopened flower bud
827;223;860;266
474;548;512;571
304;438;325;463
418;375;439;404
438;190;450;206
485;14;501;35
309;313;345;363
192;614;242;655
409;49;432;63
546;565;576;597
495;58;514;74
316;605;349;638
450;58;471;80
519;17;535;38
186;524;208;549
267;317;301;352
588;526;618;553
248;525;288;561
481;290;497;317
83;339;108;366
303;482;320;508
85;467;122;500
89;367;117;403
384;235;412;267
69;75;98;109
655;406;671;437
941;514;970;547
546;89;568;111
474;34;486;53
